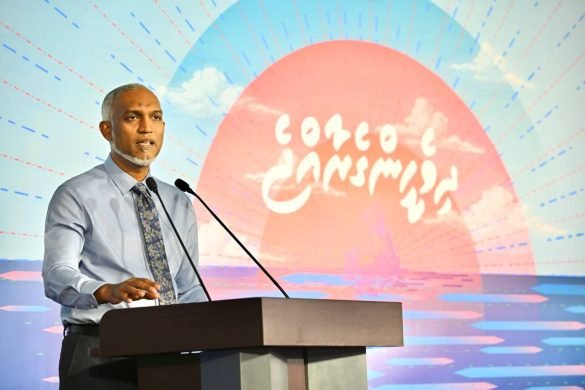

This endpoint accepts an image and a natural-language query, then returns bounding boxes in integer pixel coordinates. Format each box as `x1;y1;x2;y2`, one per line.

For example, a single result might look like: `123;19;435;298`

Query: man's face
100;87;165;168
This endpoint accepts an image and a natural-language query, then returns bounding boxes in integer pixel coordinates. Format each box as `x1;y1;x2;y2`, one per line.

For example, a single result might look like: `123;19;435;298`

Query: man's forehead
113;88;161;110
121;106;162;112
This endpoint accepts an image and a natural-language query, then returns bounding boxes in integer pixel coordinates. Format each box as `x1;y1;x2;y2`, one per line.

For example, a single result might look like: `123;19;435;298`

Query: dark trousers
59;332;137;390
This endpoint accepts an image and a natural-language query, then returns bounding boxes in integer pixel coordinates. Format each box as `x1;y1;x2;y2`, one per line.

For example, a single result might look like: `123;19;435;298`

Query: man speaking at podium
42;83;207;389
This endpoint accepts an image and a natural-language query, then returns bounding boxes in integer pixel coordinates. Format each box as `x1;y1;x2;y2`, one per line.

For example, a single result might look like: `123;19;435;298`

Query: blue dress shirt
42;155;207;325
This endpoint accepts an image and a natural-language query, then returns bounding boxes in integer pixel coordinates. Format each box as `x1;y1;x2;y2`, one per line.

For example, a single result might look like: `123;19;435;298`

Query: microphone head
145;177;159;193
174;178;190;192
175;178;196;196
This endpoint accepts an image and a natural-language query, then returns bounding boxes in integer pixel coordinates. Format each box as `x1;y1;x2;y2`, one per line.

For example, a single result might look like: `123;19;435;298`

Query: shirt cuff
81;279;108;308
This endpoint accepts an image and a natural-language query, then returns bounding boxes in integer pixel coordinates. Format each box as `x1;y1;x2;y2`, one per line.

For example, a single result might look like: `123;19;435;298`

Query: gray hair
101;83;149;120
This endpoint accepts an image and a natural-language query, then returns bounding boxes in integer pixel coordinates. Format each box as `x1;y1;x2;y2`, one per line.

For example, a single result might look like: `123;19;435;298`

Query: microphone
174;178;290;299
145;177;212;302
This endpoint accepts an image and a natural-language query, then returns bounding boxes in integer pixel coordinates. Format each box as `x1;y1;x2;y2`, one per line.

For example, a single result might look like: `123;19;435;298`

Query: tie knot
132;182;149;196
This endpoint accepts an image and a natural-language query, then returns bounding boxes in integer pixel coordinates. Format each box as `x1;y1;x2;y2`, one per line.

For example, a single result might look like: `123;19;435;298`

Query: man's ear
99;121;113;141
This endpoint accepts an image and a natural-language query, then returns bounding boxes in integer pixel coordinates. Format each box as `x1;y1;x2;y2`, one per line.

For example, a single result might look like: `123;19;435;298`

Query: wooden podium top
99;297;403;357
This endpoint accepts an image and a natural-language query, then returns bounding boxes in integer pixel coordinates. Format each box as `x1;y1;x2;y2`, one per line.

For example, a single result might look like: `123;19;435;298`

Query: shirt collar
104;154;151;195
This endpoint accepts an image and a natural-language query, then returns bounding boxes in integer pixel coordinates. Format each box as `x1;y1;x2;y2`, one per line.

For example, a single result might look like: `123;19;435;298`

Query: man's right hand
94;277;161;304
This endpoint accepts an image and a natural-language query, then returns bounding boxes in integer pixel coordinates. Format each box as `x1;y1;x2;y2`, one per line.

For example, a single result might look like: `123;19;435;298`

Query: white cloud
403;98;449;136
235;96;284;116
161;67;243;117
422;207;462;226
532;221;566;236
377;98;485;155
424;185;566;247
422;185;530;242
451;42;534;89
441;135;484;154
460;186;564;242
462;186;525;239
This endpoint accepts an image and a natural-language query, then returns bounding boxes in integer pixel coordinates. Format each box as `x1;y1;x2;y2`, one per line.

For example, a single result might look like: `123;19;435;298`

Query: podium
100;297;403;390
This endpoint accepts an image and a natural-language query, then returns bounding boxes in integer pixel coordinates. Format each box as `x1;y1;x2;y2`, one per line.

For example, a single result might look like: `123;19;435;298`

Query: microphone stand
175;179;289;299
146;177;212;302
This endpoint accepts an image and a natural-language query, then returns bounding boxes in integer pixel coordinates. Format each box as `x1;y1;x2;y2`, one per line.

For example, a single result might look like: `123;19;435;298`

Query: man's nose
137;118;153;132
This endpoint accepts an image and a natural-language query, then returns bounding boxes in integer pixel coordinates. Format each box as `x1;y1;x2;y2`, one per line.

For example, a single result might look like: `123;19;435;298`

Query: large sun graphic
196;40;534;295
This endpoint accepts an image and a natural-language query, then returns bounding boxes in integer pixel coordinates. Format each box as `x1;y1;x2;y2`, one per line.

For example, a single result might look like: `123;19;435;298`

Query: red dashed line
1;78;95;130
424;138;585;251
316;3;331;42
403;213;529;259
521;1;564;56
451;1;478;53
479;259;584;268
90;2;170;79
166;134;204;161
259;0;286;52
495;50;585;145
198;0;253;79
1;153;71;177
452;51;585;198
473;2;558;132
489;0;515;43
472;223;530;245
0;21;104;94
238;6;271;67
405;0;417;53
0;231;43;238
337;3;344;39
450;126;584;226
156;160;197;184
406;242;483;261
431;0;455;60
153;0;192;47
291;0;309;47
197;0;213;18
543;211;585;225
405;250;487;269
366;1;375;43
512;127;584;177
409;210;523;257
521;162;585;200
476;94;497;119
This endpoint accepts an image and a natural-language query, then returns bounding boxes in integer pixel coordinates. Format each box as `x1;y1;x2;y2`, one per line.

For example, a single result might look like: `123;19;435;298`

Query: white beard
110;141;154;167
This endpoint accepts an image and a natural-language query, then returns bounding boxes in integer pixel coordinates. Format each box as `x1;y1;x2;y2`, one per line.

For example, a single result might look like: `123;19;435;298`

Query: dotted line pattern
0;187;44;200
0;153;71;177
0;21;103;93
0;114;50;139
1;78;94;131
2;43;62;82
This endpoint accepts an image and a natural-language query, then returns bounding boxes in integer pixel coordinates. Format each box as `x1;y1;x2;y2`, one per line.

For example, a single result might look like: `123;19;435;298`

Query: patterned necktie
132;182;176;305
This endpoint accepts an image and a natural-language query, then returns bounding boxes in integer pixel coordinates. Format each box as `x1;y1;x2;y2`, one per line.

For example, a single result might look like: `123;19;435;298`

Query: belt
64;323;100;337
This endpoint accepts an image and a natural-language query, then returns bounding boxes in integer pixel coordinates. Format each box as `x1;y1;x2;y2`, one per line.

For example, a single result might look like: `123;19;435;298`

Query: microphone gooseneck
174;178;290;299
145;177;212;302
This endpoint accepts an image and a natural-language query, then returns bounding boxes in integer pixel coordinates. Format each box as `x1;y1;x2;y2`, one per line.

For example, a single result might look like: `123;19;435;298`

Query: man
43;83;207;389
